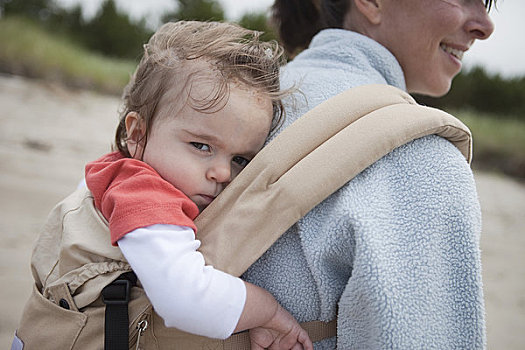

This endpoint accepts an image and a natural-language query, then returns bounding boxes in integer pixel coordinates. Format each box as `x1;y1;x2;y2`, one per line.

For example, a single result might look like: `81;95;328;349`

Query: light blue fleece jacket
242;29;485;349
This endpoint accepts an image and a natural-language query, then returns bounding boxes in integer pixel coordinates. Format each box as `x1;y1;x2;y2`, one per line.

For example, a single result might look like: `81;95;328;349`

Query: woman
242;0;495;348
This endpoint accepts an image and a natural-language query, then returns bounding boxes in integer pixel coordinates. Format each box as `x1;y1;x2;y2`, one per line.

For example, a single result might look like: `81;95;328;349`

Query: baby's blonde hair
115;20;287;157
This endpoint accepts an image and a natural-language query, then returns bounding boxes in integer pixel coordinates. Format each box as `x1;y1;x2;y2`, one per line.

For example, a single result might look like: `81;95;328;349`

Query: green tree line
0;0;276;59
415;67;525;121
1;0;523;121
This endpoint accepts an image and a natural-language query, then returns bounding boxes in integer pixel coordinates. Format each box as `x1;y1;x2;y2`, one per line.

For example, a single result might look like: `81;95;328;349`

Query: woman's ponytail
271;0;350;56
271;0;322;56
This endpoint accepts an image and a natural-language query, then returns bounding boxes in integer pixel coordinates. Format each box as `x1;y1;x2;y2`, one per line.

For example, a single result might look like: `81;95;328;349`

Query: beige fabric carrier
15;85;472;349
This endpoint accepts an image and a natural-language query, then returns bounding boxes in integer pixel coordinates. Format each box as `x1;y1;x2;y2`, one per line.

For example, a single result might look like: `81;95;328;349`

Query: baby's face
134;83;273;212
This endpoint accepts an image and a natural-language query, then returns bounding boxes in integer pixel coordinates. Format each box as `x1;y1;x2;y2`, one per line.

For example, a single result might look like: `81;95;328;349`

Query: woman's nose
206;161;231;184
466;5;495;40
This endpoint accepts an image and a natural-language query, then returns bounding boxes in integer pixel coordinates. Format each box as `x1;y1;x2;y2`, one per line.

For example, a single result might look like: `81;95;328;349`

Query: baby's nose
206;162;231;184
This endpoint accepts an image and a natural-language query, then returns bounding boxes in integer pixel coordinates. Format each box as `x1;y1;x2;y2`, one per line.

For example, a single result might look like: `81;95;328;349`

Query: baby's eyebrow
182;129;220;143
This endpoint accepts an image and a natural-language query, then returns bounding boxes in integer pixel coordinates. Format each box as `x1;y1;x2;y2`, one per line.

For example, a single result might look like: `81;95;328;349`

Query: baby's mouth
440;43;465;61
201;194;215;201
199;194;216;206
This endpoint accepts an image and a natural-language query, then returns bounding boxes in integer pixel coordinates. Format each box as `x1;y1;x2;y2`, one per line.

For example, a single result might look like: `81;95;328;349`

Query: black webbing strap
102;272;137;350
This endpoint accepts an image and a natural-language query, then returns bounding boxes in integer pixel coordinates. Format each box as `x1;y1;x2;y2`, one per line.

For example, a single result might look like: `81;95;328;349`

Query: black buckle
102;279;131;305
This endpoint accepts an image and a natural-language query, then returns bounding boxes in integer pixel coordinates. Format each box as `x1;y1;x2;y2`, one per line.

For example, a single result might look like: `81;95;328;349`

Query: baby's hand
249;305;313;350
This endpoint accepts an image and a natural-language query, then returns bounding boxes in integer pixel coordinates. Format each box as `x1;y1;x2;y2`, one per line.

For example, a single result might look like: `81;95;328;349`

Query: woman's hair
115;20;287;157
272;0;497;56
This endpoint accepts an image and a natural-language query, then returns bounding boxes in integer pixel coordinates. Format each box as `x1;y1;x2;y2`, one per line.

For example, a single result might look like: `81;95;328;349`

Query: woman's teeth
440;44;464;60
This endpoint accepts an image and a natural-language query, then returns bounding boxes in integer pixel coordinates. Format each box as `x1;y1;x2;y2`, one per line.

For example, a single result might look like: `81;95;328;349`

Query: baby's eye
191;142;210;152
232;156;250;168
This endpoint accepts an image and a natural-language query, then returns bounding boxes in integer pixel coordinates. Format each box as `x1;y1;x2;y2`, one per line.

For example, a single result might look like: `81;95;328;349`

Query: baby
84;21;311;349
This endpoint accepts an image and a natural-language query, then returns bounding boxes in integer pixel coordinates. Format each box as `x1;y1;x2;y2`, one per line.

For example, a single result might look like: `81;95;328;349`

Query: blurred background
1;0;524;177
0;0;523;349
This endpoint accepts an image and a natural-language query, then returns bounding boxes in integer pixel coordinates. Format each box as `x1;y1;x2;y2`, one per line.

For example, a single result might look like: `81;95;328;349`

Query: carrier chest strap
102;272;137;350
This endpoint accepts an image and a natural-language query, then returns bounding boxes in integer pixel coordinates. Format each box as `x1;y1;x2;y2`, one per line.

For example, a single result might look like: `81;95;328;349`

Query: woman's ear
353;0;383;25
125;112;145;159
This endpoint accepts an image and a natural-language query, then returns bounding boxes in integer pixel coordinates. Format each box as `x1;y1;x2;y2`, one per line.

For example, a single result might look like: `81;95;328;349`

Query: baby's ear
125;112;146;159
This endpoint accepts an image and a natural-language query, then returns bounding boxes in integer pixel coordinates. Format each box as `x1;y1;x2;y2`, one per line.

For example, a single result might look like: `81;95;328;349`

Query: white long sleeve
118;224;246;339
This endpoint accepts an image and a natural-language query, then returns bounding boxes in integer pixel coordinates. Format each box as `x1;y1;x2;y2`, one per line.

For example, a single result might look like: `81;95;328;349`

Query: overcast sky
56;0;525;78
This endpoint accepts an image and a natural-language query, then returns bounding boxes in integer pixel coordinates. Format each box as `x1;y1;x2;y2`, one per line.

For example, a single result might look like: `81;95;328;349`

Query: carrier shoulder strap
194;84;472;277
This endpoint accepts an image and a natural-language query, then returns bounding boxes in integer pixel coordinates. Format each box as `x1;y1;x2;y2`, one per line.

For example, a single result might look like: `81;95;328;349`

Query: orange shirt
85;152;199;245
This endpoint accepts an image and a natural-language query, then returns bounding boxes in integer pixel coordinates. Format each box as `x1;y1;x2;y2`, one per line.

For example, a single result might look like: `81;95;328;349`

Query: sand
0;74;523;349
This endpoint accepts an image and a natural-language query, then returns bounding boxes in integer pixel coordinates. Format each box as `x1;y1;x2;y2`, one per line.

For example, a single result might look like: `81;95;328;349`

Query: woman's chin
409;80;452;97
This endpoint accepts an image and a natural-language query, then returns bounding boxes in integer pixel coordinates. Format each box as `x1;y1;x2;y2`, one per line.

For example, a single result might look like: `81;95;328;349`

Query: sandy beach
0;74;523;349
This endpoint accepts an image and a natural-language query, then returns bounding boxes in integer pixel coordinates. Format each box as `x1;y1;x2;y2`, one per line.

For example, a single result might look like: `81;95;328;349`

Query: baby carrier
14;85;472;349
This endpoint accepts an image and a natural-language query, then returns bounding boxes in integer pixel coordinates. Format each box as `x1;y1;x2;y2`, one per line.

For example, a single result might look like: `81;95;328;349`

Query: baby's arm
119;224;311;348
119;224;242;338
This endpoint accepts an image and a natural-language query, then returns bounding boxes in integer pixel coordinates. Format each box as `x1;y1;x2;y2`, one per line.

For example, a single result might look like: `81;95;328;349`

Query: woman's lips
440;43;466;61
